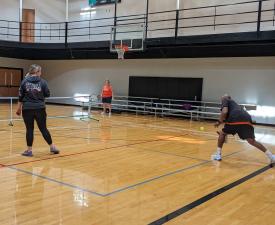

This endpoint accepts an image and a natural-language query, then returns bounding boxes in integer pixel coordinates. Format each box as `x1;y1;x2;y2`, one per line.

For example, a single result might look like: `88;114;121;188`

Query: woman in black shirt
16;64;59;157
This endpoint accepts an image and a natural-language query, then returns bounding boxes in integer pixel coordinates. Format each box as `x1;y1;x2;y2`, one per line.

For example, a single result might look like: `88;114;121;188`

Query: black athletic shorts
102;96;112;104
222;124;255;140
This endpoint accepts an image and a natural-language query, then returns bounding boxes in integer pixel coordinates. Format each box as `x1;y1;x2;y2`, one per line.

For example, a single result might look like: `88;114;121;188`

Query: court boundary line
5;150;244;198
148;164;274;225
2;140;159;167
131;146;268;166
102;150;244;197
1;116;270;198
6;161;208;198
130;147;209;162
0;133;193;167
103;161;210;197
8;166;105;197
0;119;219;166
53;134;213;163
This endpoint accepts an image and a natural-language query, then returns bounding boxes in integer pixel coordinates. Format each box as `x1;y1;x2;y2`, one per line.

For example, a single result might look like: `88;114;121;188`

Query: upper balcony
0;0;275;59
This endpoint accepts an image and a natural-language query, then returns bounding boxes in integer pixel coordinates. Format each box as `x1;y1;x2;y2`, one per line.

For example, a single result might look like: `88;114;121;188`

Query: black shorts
102;97;112;104
222;124;255;140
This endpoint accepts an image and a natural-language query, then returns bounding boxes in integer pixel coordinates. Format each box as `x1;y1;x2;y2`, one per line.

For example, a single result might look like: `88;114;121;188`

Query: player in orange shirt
101;80;113;116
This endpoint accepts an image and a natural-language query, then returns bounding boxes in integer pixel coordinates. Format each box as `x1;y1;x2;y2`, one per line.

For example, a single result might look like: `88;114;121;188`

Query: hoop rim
114;44;129;52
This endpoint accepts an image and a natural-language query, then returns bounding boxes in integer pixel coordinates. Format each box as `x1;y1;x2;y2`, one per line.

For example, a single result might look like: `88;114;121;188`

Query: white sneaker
108;112;111;117
265;150;275;164
101;112;105;116
211;153;222;161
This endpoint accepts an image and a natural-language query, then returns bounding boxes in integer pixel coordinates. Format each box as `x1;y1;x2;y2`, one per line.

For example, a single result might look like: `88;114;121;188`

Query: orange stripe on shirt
225;122;253;126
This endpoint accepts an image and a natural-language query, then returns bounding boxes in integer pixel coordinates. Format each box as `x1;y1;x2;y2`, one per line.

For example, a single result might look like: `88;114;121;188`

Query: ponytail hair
28;64;41;74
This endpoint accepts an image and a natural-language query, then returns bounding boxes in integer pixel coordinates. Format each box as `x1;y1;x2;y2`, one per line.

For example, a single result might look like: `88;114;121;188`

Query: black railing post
19;22;22;42
257;0;263;35
175;9;179;39
59;23;61;40
114;0;118;27
89;19;91;40
40;24;42;40
273;1;275;26
65;22;68;46
214;6;217;30
50;24;52;40
113;0;118;41
145;0;149;39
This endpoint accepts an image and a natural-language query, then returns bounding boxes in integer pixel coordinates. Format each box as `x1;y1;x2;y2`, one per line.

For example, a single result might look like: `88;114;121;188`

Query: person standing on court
212;94;275;163
101;79;113;117
16;64;59;157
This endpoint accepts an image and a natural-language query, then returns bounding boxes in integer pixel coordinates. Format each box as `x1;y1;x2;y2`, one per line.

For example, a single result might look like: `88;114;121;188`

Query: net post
9;98;14;126
88;95;92;118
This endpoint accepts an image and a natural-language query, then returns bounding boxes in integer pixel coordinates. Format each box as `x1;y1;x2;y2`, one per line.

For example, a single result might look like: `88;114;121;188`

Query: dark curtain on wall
129;76;203;101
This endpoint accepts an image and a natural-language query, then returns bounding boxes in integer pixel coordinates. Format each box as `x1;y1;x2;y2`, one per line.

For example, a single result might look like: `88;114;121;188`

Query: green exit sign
89;0;96;6
89;0;121;6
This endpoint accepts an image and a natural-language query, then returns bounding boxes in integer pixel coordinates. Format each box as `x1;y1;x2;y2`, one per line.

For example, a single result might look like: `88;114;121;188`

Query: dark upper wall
1;31;275;60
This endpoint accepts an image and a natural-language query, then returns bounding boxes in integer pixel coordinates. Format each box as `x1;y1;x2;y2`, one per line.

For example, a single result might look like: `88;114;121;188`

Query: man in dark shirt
212;94;274;163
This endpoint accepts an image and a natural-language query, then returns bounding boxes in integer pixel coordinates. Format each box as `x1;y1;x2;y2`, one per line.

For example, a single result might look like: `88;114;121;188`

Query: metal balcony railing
0;0;274;43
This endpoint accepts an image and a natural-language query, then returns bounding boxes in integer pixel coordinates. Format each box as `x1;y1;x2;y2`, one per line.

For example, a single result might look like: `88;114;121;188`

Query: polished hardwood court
0;104;274;225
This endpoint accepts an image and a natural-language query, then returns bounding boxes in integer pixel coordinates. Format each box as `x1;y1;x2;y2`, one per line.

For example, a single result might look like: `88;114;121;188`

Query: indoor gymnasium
0;0;275;224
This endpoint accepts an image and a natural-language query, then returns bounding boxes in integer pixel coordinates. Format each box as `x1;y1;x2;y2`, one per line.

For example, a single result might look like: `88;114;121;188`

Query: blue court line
8;166;105;197
7;150;244;198
103;150;244;197
140;148;208;162
103;161;210;197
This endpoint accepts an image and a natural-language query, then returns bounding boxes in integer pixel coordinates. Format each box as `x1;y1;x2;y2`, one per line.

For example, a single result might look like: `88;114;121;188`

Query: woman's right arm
43;81;50;98
16;82;25;116
16;102;23;116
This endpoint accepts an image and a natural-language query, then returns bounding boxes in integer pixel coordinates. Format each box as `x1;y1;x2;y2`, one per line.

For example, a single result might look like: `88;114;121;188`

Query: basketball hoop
115;44;129;60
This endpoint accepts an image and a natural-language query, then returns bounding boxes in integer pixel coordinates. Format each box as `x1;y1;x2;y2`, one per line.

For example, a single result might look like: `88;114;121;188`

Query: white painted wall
1;55;275;124
22;0;66;43
0;0;20;41
35;57;275;123
0;57;29;72
0;0;66;22
22;0;66;22
36;57;275;104
0;0;20;21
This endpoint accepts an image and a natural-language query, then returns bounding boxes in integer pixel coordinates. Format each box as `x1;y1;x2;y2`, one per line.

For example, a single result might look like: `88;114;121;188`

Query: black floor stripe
148;164;273;225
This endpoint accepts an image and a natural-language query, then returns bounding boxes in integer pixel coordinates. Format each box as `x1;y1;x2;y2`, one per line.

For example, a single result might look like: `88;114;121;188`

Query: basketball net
115;44;129;60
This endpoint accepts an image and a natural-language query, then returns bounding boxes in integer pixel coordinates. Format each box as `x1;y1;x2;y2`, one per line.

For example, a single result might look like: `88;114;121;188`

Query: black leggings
22;109;52;147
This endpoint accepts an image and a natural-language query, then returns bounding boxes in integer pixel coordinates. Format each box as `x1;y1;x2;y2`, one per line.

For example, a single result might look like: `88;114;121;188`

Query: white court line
0;125;92;134
110;118;275;144
1;115;272;144
108;119;218;138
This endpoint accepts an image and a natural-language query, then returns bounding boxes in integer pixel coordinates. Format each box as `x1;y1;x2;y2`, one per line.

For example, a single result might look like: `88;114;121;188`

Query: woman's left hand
16;108;22;116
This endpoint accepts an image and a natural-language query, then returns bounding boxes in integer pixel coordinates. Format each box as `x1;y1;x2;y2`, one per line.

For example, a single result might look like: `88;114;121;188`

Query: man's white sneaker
211;153;222;161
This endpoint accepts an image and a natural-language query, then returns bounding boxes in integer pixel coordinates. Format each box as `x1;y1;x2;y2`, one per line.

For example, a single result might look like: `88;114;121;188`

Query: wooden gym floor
0;104;274;225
